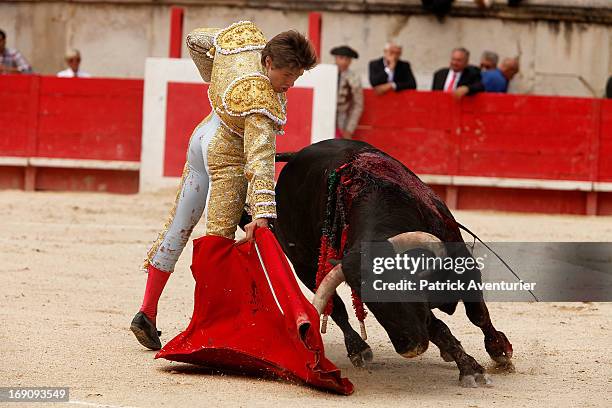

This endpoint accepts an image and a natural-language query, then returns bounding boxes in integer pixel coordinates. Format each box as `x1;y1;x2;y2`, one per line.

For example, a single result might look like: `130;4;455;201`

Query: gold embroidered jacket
186;21;285;220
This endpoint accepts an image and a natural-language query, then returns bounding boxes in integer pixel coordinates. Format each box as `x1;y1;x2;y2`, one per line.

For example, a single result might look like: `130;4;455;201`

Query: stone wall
1;0;610;96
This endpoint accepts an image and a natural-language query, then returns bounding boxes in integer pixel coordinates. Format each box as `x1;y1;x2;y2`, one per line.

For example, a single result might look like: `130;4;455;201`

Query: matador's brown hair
261;30;318;70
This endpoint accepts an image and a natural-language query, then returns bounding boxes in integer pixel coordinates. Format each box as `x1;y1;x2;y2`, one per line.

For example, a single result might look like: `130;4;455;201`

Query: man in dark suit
432;47;484;99
369;42;417;95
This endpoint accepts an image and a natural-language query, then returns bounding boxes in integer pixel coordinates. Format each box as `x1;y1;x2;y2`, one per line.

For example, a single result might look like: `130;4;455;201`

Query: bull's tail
275;152;296;162
457;222;539;302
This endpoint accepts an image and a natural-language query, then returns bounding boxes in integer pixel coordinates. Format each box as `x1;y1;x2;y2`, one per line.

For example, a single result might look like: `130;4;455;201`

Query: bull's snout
380;305;431;359
382;319;430;360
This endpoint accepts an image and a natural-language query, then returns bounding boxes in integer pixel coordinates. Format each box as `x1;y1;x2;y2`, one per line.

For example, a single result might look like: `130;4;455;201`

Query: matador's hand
235;218;269;245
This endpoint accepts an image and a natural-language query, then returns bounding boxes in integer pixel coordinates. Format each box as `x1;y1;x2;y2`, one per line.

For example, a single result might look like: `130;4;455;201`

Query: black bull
242;139;513;386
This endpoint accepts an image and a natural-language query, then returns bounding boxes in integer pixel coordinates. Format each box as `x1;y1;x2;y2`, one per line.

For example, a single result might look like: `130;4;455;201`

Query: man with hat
331;45;363;140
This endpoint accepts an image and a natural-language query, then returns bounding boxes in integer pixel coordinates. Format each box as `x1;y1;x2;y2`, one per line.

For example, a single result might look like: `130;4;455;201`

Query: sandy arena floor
1;190;611;407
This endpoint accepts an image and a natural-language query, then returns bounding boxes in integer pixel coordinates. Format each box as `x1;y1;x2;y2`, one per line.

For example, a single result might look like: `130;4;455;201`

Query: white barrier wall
140;58;337;192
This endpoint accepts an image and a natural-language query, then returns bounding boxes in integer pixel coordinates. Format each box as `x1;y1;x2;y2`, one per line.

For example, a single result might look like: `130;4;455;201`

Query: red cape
155;228;354;395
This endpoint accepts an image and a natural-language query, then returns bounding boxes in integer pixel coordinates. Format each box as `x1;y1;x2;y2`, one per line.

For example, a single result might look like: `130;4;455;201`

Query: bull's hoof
349;347;374;368
485;331;513;364
459;373;493;388
344;329;371;367
491;354;512;364
440;350;454;362
400;342;428;358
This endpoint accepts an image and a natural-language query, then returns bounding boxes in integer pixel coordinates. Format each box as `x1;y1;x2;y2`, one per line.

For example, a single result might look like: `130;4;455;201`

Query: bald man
482;57;519;93
368;42;417;95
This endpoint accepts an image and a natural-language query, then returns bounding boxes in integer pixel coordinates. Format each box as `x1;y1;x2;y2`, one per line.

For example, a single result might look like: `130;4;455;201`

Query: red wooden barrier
1;73;611;214
598;99;612;182
0;75;38;157
357;91;457;175
458;94;596;181
163;82;313;178
0;75;143;193
354;90;612;215
357;90;605;181
37;77;143;161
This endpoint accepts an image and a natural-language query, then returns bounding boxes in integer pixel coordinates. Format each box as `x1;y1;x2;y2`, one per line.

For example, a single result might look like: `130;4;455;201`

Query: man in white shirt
431;47;483;99
368;42;417;95
57;49;91;78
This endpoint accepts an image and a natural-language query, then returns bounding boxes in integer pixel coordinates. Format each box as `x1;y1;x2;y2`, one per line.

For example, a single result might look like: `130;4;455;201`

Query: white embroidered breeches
145;112;248;273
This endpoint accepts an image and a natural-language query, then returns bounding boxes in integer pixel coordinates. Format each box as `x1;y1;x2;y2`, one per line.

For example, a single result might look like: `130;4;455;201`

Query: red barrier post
25;75;41;191
586;99;602;215
169;7;184;58
308;12;322;61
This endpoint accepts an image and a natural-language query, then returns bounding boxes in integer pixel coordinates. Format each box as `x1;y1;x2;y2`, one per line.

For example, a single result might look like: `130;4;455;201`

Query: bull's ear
328;258;341;266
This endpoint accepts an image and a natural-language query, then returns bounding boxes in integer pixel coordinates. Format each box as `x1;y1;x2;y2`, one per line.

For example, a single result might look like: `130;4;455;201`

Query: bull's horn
312;264;345;315
387;231;446;258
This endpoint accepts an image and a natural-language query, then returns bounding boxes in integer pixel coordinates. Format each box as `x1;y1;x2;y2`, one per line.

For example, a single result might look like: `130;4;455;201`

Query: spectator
331;45;363;140
57;49;91;78
606;76;612;99
0;29;32;74
482;57;520;93
369;42;417;95
432;47;483;99
480;50;499;71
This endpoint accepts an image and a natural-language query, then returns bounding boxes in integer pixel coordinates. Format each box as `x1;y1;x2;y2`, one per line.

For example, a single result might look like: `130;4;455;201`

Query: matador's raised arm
186;27;219;83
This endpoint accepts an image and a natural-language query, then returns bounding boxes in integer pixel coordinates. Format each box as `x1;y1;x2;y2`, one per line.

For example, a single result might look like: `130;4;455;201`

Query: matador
131;21;317;350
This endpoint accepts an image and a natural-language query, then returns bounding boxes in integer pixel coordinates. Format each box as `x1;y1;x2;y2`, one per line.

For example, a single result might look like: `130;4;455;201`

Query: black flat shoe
130;311;162;350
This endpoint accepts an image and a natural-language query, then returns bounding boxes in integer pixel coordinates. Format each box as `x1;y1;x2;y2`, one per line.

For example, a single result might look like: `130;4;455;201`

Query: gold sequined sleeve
243;113;277;219
186;27;219;83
